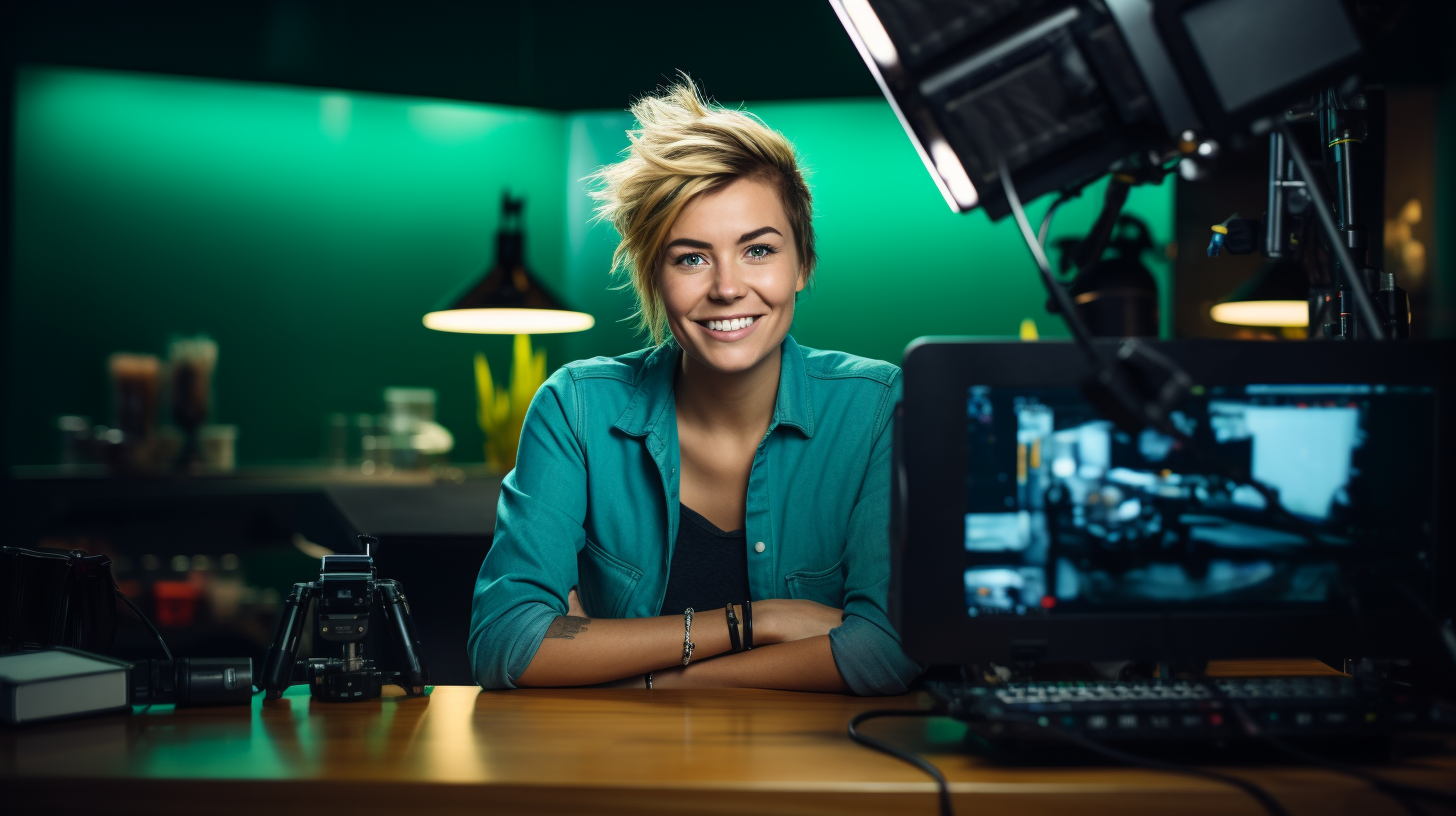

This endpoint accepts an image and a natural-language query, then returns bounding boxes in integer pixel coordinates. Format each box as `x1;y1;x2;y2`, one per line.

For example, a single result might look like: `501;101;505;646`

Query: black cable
998;159;1102;370
115;588;172;661
1244;726;1437;816
1153;613;1450;816
847;709;954;816
998;714;1293;816
1275;117;1386;340
1203;680;1456;814
1037;190;1074;249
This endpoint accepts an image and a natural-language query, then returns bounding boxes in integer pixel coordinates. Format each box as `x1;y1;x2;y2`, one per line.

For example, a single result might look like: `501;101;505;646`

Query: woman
468;80;919;694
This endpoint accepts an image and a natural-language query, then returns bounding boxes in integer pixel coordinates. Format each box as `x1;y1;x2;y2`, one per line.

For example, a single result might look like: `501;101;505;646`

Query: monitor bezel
1149;0;1367;138
894;338;1454;668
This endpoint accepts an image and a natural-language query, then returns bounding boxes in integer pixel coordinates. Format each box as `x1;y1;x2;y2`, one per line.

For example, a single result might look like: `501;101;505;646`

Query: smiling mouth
695;317;762;333
695;315;762;337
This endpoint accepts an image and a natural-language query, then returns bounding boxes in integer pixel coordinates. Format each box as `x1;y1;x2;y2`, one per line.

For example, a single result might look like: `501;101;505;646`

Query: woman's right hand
754;599;844;644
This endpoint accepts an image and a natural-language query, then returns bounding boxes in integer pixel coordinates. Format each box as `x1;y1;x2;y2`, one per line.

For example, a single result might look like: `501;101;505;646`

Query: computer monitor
892;339;1454;668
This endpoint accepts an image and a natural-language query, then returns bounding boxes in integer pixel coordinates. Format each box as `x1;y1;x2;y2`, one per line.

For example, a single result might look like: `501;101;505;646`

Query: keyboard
925;676;1443;741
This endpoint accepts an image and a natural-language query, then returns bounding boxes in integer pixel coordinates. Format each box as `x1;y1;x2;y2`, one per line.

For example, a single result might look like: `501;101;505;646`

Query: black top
659;504;752;615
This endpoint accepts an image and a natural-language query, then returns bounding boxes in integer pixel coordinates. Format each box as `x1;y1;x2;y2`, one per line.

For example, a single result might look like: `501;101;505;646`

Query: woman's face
659;176;805;375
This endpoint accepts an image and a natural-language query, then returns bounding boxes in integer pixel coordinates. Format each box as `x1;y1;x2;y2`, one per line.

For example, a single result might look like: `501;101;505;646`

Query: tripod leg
259;582;315;700
376;579;428;695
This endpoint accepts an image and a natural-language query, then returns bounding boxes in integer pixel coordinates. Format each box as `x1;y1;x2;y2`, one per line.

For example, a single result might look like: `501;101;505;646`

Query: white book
0;648;132;725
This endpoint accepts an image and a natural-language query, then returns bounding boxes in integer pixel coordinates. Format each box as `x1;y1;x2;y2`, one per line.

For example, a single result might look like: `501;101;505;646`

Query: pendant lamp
424;193;595;334
1209;258;1310;328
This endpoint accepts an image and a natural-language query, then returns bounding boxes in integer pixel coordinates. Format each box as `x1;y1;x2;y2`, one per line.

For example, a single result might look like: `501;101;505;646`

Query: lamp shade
424;194;594;335
1210;258;1310;328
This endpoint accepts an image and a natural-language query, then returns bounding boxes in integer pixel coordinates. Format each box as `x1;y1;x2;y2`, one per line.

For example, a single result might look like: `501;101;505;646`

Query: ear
795;265;808;294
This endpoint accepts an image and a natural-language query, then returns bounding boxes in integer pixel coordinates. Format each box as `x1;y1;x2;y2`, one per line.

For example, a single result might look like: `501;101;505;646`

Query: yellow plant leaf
474;352;494;427
477;335;550;472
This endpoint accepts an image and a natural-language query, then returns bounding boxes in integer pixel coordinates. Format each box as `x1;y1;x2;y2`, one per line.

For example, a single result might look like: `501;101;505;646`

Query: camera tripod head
259;534;428;701
317;542;376;648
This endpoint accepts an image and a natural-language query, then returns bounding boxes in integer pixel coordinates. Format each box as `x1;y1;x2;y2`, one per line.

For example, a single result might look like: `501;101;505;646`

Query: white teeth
705;316;756;332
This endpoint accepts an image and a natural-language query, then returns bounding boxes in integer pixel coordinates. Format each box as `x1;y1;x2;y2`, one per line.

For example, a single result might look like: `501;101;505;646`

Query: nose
708;258;746;302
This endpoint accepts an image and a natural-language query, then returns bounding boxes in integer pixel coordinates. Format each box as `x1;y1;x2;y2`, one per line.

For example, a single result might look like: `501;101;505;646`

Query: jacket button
754;542;766;553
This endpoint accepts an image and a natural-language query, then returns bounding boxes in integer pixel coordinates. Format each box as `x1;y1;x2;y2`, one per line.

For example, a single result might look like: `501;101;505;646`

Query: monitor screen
1181;0;1362;113
963;382;1435;617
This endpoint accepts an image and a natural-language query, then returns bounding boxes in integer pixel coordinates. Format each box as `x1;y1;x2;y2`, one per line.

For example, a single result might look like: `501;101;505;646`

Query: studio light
1210;259;1310;328
830;0;974;213
829;0;1365;220
424;193;594;335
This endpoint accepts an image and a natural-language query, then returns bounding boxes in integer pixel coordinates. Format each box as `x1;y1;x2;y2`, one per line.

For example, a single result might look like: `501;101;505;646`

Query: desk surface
4;660;1453;816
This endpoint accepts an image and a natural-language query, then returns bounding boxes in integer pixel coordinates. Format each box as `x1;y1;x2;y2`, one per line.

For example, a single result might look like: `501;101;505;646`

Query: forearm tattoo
544;615;591;639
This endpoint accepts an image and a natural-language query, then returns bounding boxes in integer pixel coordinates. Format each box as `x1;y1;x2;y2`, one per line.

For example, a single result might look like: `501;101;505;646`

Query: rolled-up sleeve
828;374;923;695
468;369;586;689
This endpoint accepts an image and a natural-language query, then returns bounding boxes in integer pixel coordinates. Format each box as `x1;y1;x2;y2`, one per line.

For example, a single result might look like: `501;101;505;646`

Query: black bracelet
644;672;653;689
743;599;754;650
725;602;742;652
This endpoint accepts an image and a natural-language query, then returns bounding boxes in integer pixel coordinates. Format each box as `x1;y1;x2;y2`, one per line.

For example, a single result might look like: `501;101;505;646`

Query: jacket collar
613;334;816;440
772;335;815;437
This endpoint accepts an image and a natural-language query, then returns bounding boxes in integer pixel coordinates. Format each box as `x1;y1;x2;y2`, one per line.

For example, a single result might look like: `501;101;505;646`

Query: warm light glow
840;0;901;69
423;308;595;334
929;138;980;210
1210;300;1309;327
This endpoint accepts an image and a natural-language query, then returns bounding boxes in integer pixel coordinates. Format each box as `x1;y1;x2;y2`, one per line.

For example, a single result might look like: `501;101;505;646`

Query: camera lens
130;658;253;706
182;657;253;705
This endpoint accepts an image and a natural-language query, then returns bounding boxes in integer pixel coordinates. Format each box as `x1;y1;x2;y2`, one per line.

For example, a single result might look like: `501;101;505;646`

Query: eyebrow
663;237;712;252
737;226;782;243
663;227;783;254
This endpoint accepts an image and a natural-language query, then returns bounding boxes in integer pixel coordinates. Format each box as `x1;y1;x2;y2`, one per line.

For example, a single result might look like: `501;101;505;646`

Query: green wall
11;66;570;465
10;66;1174;466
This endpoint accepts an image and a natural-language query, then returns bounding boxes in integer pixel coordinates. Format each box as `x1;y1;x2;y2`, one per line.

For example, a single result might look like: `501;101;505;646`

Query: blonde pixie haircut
590;78;816;345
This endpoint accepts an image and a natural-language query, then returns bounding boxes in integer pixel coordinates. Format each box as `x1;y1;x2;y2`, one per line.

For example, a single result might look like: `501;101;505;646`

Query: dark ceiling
9;0;882;110
12;0;1455;111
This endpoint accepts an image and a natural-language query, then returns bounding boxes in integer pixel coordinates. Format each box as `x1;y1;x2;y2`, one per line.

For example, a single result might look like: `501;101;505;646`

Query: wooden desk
3;660;1453;816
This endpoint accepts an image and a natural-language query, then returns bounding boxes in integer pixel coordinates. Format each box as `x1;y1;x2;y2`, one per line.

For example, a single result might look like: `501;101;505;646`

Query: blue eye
746;244;777;259
677;253;706;268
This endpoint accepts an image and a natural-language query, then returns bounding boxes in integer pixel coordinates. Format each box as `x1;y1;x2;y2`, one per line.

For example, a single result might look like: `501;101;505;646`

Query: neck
674;343;783;434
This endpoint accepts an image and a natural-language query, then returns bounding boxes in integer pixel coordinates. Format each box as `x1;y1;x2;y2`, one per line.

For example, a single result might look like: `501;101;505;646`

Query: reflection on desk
3;660;1454;816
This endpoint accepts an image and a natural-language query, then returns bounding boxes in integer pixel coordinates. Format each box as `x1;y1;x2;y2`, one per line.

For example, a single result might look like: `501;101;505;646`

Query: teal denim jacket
468;335;921;695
